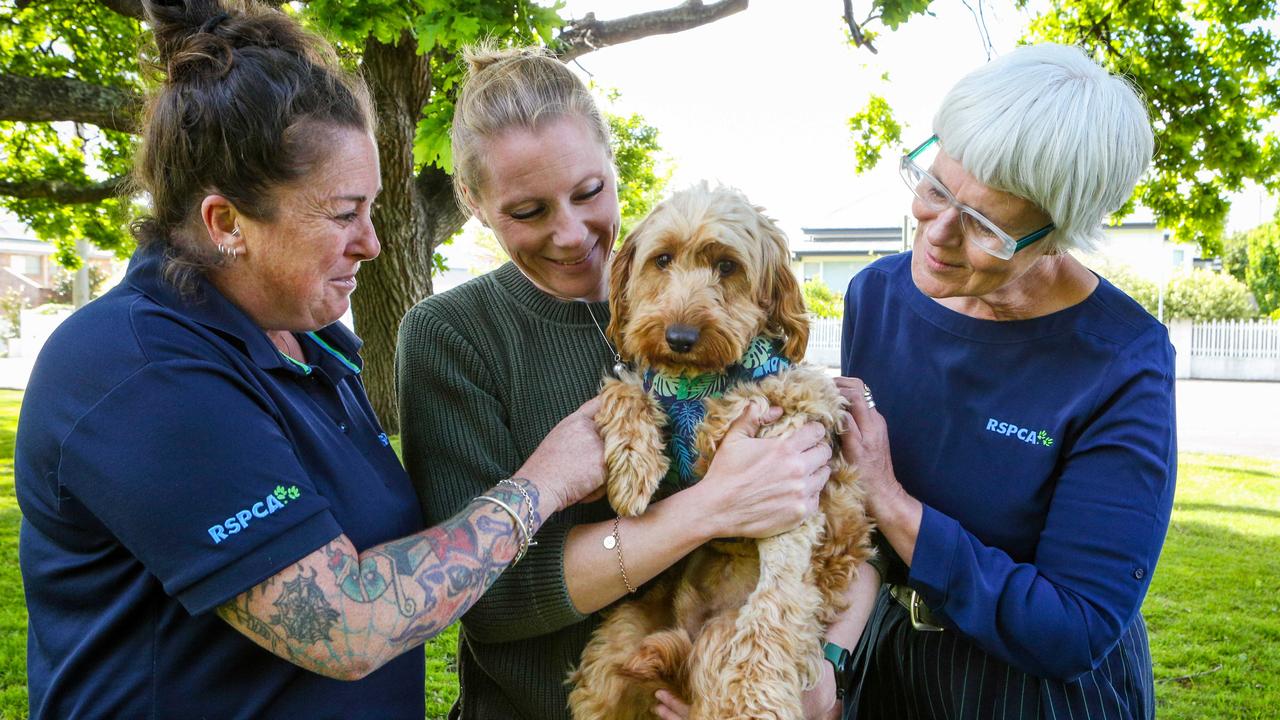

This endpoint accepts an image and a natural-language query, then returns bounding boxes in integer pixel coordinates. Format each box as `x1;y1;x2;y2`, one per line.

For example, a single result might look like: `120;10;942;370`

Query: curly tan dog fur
568;184;874;720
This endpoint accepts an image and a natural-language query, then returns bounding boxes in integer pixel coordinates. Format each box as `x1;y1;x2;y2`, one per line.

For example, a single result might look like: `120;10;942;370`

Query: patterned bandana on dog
643;336;791;490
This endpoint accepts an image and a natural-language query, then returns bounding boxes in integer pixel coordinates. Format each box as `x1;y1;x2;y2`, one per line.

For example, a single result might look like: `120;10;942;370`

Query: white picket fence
1190;319;1280;359
1174;318;1280;381
805;318;843;368
812;316;1280;380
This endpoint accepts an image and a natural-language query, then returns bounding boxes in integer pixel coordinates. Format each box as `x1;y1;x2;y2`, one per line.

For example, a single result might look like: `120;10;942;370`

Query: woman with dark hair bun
14;1;606;717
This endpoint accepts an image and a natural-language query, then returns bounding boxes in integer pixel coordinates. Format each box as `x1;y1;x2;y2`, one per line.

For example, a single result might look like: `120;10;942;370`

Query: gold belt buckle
908;589;945;632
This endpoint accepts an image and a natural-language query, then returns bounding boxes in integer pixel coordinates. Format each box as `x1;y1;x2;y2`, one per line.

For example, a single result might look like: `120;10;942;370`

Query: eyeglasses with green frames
900;136;1054;260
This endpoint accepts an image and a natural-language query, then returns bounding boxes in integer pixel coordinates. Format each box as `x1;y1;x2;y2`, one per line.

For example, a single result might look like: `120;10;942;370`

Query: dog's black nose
665;324;700;353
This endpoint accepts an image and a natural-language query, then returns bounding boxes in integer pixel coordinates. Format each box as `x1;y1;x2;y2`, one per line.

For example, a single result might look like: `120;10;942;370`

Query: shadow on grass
1171;502;1280;520
1194;464;1279;480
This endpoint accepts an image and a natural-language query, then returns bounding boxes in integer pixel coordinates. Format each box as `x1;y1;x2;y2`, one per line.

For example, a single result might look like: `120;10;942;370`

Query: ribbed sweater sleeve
396;263;614;645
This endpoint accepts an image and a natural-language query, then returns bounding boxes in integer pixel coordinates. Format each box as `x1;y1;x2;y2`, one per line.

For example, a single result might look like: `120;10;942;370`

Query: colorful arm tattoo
216;479;543;679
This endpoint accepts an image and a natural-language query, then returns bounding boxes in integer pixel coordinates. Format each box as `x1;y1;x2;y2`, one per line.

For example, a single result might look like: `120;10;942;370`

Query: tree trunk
355;35;467;434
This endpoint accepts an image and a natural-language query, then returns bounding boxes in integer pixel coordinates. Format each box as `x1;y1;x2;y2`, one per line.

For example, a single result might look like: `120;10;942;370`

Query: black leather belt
888;584;945;632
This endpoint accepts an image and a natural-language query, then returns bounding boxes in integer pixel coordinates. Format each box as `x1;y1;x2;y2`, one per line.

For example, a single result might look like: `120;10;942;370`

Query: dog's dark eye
654;254;672;269
716;259;737;277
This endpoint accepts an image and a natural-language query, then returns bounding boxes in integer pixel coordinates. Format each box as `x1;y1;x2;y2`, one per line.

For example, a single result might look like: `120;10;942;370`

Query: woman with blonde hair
398;45;843;719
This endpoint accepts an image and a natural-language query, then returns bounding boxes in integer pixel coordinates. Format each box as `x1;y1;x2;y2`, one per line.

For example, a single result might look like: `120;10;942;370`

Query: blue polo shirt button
1132;568;1145;580
338;422;349;433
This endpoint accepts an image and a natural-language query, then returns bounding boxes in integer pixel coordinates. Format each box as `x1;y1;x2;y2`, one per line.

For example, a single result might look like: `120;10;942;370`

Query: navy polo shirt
16;247;425;719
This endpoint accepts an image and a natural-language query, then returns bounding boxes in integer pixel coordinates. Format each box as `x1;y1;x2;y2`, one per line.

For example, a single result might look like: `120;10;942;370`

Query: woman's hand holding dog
835;376;923;567
517;396;607;516
688;401;833;540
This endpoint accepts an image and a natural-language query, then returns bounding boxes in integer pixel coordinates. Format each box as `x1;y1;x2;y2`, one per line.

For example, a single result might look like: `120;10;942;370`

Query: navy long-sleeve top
841;252;1176;681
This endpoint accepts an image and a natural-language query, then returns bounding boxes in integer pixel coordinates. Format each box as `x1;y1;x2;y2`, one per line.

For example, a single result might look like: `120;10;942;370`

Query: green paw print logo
1037;430;1055;447
273;485;302;503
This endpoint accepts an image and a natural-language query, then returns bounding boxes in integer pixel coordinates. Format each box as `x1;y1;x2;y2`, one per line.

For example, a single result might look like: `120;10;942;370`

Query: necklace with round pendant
583;301;626;377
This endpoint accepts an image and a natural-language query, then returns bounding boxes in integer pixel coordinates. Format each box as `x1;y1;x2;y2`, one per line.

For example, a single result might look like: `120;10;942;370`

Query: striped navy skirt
843;586;1155;720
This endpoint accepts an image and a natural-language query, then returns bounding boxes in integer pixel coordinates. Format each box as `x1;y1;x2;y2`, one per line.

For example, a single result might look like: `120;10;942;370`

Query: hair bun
143;0;227;66
462;43;552;76
142;0;324;82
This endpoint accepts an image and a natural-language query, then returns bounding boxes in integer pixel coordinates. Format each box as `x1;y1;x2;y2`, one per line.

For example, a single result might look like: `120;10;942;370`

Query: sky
4;0;1276;256
548;0;1278;244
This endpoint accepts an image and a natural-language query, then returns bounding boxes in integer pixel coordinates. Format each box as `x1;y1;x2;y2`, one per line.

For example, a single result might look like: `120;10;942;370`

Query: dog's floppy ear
755;208;809;363
605;230;640;355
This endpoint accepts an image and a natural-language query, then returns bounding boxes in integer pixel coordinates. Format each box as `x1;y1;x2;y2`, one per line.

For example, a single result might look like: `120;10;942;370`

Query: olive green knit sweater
396;262;617;720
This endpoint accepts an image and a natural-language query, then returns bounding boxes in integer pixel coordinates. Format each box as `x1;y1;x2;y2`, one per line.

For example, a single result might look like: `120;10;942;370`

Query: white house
0;236;118;306
790;217;1199;295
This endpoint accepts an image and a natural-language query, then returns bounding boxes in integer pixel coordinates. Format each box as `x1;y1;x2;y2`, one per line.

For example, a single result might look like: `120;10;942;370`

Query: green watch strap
823;641;851;700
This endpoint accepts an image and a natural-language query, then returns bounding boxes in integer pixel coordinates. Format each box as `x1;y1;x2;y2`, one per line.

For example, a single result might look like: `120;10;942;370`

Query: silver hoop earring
218;244;239;258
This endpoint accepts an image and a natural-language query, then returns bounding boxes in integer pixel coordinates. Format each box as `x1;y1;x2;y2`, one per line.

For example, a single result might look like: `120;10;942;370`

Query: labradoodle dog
568;184;874;720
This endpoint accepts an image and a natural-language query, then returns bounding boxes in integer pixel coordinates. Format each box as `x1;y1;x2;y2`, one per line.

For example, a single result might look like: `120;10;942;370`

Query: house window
803;262;820;281
23;255;42;276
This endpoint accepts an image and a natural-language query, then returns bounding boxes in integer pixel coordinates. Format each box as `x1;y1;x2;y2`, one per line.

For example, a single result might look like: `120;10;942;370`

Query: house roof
792;241;904;256
792;226;906;257
790;219;1169;260
800;226;903;240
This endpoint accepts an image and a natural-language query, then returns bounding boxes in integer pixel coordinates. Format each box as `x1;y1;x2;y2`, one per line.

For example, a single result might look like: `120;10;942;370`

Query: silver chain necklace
582;301;627;377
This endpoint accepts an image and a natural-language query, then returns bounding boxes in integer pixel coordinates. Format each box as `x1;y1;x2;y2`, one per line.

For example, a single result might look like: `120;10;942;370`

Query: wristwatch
822;641;852;700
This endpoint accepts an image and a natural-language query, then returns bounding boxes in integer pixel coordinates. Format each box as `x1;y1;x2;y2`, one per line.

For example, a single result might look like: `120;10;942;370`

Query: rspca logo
208;485;301;544
985;418;1055;447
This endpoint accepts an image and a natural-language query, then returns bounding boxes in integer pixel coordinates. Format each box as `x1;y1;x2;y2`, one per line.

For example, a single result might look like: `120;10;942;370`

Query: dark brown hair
132;0;374;290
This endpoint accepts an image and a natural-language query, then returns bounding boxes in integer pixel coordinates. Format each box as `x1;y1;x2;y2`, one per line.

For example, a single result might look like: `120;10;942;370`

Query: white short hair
933;43;1153;252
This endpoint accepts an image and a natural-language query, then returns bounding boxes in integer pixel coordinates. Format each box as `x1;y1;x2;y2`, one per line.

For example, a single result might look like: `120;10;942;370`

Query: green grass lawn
1145;453;1280;718
0;390;1276;718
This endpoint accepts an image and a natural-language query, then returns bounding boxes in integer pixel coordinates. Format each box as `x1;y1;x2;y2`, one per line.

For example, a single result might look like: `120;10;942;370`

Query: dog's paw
605;441;667;516
599;378;670;517
608;465;663;517
603;427;669;517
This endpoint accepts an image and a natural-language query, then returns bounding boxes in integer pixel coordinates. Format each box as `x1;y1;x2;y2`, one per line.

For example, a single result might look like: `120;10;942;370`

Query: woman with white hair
834;43;1174;719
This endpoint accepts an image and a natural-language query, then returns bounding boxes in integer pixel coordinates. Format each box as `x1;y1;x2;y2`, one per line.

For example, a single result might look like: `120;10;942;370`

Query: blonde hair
450;43;612;205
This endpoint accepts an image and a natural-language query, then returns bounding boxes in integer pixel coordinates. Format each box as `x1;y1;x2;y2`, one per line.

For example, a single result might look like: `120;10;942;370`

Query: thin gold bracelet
602;516;636;594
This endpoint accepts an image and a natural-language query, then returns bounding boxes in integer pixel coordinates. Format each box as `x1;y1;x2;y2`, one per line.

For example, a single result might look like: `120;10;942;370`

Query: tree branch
843;0;878;54
0;74;142;134
90;0;288;20
416;163;468;242
958;0;994;60
97;0;144;19
0;176;129;204
556;0;749;62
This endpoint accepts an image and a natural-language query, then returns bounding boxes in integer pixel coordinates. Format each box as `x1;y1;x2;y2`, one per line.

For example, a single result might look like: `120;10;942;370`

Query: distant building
1077;222;1200;281
789;225;908;294
0;236;117;306
790;219;1199;295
